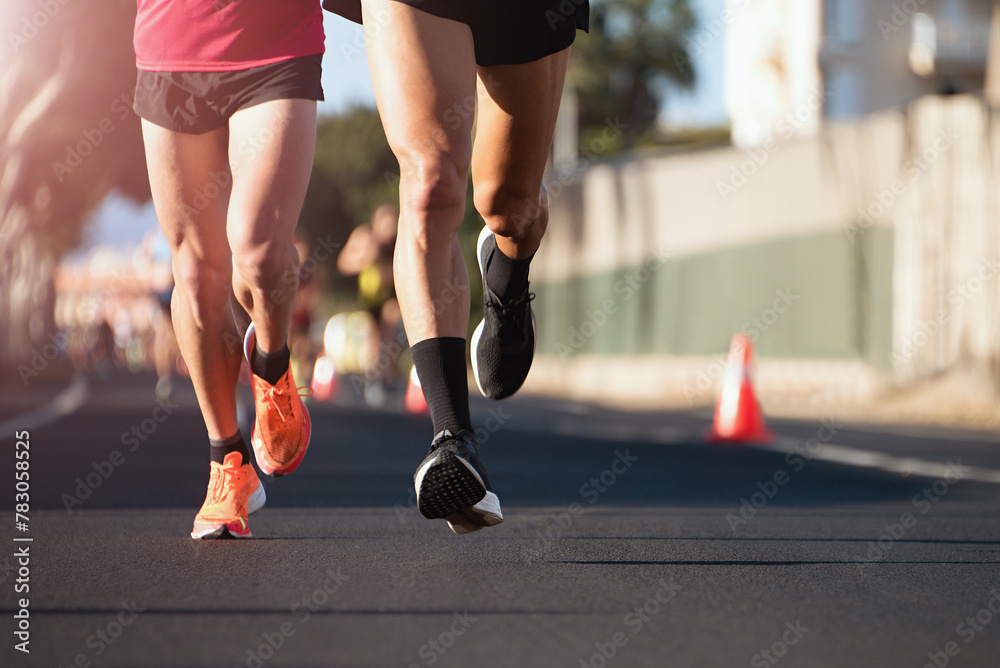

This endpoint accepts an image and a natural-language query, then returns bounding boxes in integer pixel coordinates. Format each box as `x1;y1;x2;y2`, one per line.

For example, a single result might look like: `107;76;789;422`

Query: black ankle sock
251;343;290;385
486;243;533;302
209;432;250;466
410;337;473;436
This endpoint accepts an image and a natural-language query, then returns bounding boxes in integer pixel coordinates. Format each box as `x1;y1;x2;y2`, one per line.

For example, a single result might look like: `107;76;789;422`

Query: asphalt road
1;372;999;667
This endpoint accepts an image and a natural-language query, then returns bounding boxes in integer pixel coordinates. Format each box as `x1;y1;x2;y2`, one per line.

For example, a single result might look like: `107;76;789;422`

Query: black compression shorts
133;54;324;135
323;0;589;67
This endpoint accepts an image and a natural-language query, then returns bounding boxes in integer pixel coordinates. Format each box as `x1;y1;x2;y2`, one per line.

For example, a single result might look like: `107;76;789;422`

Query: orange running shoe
244;323;312;477
191;451;266;539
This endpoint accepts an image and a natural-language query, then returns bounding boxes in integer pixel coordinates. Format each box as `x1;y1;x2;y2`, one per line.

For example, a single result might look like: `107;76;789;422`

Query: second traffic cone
404;365;428;414
311;354;338;402
708;333;773;444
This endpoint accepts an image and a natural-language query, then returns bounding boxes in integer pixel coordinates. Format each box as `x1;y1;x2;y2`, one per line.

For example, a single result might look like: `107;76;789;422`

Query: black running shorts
322;0;590;67
133;54;324;135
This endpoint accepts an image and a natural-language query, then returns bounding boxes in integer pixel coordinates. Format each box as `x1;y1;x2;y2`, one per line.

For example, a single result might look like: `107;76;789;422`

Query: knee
474;180;548;241
398;149;470;240
171;245;231;325
230;235;298;290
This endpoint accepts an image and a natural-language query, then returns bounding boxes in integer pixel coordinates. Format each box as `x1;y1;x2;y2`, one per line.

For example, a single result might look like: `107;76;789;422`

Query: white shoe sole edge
471;319;487;397
447;491;504;535
248;477;266;515
190;523;252;539
243;321;255;363
471;226;493;397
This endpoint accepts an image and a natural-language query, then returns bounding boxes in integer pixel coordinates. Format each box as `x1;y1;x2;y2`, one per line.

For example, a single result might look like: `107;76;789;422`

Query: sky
317;14;376;116
659;0;727;128
316;2;727;123
82;1;727;252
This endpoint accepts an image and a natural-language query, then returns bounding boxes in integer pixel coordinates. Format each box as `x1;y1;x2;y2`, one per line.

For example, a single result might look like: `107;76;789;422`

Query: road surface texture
1;372;999;667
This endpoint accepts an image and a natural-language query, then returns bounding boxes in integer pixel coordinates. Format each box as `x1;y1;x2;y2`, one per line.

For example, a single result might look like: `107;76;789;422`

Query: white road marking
764;436;1000;484
0;373;88;435
510;408;1000;485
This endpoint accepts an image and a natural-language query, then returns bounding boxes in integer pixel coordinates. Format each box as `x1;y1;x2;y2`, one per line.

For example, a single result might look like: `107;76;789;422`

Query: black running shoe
472;226;536;400
413;429;503;534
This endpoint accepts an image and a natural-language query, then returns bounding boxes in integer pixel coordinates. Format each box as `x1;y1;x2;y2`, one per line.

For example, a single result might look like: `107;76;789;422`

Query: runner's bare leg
141;121;240;441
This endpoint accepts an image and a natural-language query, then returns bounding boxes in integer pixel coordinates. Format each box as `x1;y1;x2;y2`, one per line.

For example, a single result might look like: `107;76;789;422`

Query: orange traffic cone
708;334;773;443
311;354;338;402
404;365;428;414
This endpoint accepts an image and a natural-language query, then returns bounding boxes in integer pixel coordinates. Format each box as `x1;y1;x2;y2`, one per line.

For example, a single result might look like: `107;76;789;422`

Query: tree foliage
0;0;149;369
570;0;697;151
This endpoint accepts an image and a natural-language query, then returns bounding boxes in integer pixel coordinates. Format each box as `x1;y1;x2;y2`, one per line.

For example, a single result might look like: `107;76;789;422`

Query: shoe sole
244;322;311;477
471;226;536;400
191;478;266;539
243;322;256;364
414;450;487;520
251;405;311;477
446;491;503;534
191;521;251;539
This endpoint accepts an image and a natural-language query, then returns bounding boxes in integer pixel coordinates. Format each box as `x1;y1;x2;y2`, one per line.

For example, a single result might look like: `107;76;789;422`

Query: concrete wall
528;95;999;407
891;95;1000;383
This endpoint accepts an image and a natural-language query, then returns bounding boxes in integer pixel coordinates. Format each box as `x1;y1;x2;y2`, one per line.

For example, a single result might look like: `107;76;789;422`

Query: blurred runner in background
336;203;404;404
288;236;321;388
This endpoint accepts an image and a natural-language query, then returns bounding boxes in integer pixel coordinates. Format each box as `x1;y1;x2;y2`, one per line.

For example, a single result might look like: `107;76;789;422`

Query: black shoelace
485;288;534;332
